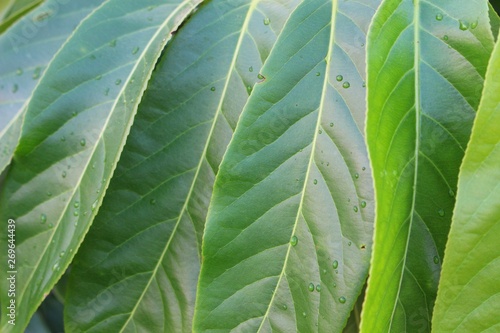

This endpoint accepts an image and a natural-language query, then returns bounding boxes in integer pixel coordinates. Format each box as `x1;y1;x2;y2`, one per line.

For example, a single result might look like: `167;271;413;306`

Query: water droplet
48;223;54;228
12;84;18;93
16;68;23;76
95;74;102;81
339;296;346;304
74;201;80;208
342;81;350;89
147;5;155;11
40;213;47;224
353;206;358;212
336;75;343;82
89;54;96;60
436;13;443;21
443;35;449;41
290;235;298;246
47;192;52;197
318;129;322;134
459;20;469;31
308;283;315;292
104;88;110;96
52;262;60;271
115;79;122;85
448;189;455;197
333;260;338;269
246;85;252;93
354;173;359;179
302;312;307;317
433;256;439;264
362;167;366;171
316;284;321;292
62;171;67;178
60;251;65;257
361;201;367;208
132;46;140;54
72;111;77;117
313;179;318;185
248;66;253;72
282;304;287;310
438;209;445;217
316;72;321;76
80;139;86;147
74;221;78;227
74;210;79;216
257;73;265;80
362;81;366;88
91;199;99;211
330;122;334;127
263;17;271;25
33;67;41;79
210;86;216;91
348;241;352;246
333;282;337;287
109;39;117;47
471;20;478;29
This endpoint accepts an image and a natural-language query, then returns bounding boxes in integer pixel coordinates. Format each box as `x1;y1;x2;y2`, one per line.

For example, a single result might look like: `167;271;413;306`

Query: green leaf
0;0;105;175
432;33;500;333
361;1;495;332
194;0;378;331
0;0;201;331
489;2;500;41
0;0;42;33
64;0;298;332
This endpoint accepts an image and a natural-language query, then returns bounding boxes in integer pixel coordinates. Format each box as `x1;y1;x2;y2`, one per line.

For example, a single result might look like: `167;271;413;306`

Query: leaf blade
362;1;495;332
432;32;500;333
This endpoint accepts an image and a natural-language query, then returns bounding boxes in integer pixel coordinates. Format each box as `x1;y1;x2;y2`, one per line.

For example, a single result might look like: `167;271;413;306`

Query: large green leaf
0;0;105;175
0;0;201;331
64;0;298;331
361;0;495;332
0;0;42;33
194;0;379;331
432;33;500;333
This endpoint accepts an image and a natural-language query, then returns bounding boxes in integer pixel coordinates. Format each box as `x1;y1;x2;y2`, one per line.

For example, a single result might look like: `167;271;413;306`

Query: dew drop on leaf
332;260;338;269
132;46;140;54
339;296;346;304
74;201;80;208
316;284;321;292
62;171;67;178
248;66;253;72
290;235;298;246
74;210;79;216
263;17;270;25
448;189;455;197
438;209;445;217
115;79;122;85
330;122;334;127
433;256;439;264
91;199;98;211
443;35;449;41
210;86;216;91
435;13;443;21
354;173;359;179
16;68;23;76
150;198;156;205
80;138;86;146
33;67;41;79
361;201;367;208
12;84;18;93
40;213;47;224
282;304;287;310
353;206;358;212
302;312;307;317
109;39;117;47
308;283;315;292
336;75;343;81
471;20;478;29
459;20;469;31
342;81;350;89
313;179;318;185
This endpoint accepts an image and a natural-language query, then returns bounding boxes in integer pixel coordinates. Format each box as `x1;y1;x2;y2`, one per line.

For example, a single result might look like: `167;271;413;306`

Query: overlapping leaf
0;0;42;33
362;0;495;332
0;0;201;331
0;0;105;175
64;0;299;332
194;0;379;331
432;34;500;333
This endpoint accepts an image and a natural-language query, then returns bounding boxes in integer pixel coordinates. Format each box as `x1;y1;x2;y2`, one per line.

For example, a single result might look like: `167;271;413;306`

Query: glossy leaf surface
0;0;105;174
64;0;298;332
194;0;379;331
362;0;494;332
0;0;201;331
432;34;500;333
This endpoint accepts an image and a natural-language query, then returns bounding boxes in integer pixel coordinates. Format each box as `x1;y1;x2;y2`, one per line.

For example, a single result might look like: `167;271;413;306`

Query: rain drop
448;189;455;197
80;138;86;147
443;35;449;41
150;198;156;205
282;304;288;310
16;68;23;76
60;251;65;257
318;129;322;134
40;213;47;224
91;199;99;211
302;312;307;317
263;17;271;25
354;173;359;179
210;86;216;91
48;223;54;228
435;13;443;21
74;210;79;216
313;179;318;185
438;209;445;217
104;88;110;96
95;74;102;81
459;20;469;31
47;192;52;197
471;20;478;29
246;85;252;93
52;262;60;271
348;241;352;246
290;235;298;246
62;171;67;178
338;296;346;304
361;201;367;208
74;201;80;208
316;284;321;292
330;122;334;127
316;72;321;76
109;39;117;47
336;75;343;82
33;67;41;79
342;82;350;89
362;167;366;171
257;73;265;80
353;206;358;212
132;46;140;54
332;260;338;269
12;84;18;93
115;79;122;85
249;66;253;72
433;256;439;264
308;283;315;292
